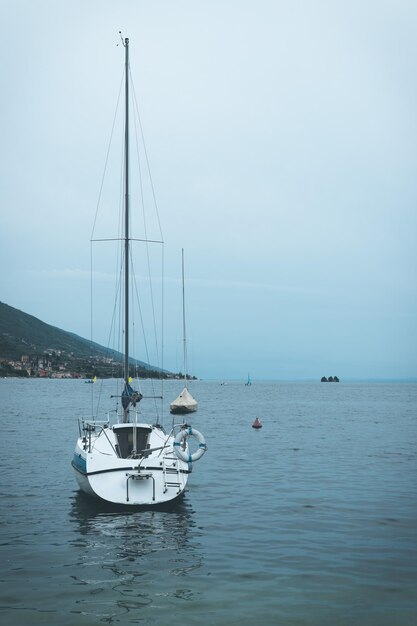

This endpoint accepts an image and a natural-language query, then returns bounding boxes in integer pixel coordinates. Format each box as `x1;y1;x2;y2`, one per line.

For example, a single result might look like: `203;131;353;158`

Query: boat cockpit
113;425;152;459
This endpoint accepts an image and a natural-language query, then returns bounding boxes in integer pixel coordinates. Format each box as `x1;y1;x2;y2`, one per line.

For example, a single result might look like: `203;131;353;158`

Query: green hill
0;301;168;378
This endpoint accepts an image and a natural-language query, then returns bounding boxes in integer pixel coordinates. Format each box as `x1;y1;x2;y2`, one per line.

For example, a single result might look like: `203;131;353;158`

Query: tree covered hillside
0;302;170;378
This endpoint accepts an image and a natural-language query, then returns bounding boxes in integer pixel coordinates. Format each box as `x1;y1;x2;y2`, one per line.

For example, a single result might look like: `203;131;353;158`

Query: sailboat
245;373;252;386
170;249;198;414
71;37;206;506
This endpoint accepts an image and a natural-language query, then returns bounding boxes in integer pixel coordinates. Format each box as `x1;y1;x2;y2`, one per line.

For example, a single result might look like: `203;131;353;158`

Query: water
0;378;416;625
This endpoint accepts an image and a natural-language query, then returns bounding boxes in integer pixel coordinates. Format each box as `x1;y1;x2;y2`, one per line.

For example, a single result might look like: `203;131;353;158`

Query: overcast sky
1;0;416;380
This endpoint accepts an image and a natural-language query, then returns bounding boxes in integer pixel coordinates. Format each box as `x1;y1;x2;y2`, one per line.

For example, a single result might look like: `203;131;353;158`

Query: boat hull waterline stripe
71;460;191;477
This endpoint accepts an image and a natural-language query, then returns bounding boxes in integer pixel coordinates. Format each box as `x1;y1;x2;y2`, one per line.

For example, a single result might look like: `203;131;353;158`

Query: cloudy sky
1;0;416;380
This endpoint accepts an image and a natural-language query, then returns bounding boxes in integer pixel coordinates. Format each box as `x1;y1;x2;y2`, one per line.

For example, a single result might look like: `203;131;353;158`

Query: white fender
173;426;207;463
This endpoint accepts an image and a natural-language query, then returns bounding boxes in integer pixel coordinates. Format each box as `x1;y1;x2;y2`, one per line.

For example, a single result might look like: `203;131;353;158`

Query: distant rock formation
321;376;340;382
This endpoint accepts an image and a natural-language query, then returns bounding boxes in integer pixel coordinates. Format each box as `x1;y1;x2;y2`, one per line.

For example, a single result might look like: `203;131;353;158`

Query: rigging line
89;242;106;421
131;90;147;240
91;182;125;417
130;73;165;421
130;69;164;242
89;71;125;418
91;71;124;240
90;240;94;418
128;245;147;365
118;111;125;260
90;244;124;417
131;85;161;382
116;106;125;396
129;246;161;422
128;249;140;389
93;255;124;419
111;256;124;411
90;241;98;417
129;248;151;366
129;67;165;420
160;244;165;419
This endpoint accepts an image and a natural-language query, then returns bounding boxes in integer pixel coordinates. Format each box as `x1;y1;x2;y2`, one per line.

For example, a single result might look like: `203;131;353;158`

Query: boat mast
123;37;130;423
182;248;188;389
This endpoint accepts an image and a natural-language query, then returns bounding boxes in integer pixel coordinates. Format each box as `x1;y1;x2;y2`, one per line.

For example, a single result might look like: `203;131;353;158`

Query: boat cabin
113;424;152;459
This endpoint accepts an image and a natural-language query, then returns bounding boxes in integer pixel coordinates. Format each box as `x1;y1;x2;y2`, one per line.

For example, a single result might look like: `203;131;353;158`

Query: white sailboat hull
72;423;191;506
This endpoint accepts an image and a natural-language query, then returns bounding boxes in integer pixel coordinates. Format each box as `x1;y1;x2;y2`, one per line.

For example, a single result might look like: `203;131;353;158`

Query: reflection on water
67;491;204;622
71;490;194;525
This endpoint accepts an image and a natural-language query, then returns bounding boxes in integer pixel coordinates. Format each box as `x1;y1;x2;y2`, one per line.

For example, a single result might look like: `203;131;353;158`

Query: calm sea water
0;378;416;625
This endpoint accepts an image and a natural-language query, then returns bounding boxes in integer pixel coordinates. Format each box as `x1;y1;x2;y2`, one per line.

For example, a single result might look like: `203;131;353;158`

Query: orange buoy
252;417;262;429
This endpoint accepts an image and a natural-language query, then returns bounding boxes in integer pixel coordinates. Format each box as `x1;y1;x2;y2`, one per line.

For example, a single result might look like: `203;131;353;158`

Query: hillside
0;301;169;378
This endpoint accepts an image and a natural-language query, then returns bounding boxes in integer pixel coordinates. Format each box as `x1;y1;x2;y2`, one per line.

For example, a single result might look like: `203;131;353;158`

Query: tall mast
123;37;130;422
182;248;188;388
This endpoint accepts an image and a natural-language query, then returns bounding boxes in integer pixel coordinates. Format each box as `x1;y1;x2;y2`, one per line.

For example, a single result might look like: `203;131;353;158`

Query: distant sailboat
245;373;252;386
170;249;198;415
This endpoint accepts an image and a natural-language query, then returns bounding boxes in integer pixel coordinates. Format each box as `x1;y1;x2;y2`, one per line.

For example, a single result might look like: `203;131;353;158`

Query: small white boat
170;386;198;415
71;37;206;506
170;249;197;415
